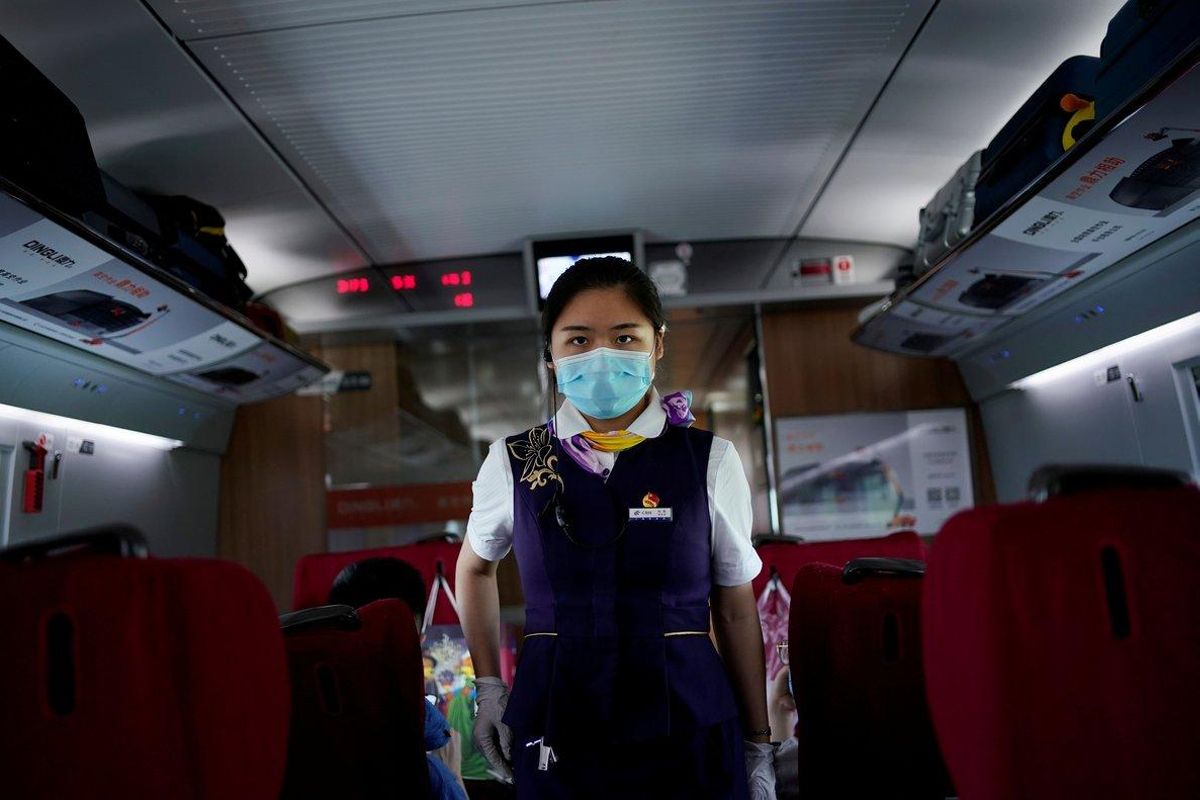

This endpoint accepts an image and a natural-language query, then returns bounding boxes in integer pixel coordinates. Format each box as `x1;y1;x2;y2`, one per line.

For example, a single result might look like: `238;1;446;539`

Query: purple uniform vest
501;424;740;744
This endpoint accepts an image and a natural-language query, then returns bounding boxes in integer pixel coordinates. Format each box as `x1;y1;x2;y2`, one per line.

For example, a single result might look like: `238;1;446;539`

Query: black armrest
0;525;149;563
842;557;926;584
280;604;362;635
1028;464;1192;501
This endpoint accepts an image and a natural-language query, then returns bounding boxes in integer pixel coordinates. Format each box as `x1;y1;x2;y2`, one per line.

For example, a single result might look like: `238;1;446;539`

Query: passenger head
542;256;666;369
328;557;427;626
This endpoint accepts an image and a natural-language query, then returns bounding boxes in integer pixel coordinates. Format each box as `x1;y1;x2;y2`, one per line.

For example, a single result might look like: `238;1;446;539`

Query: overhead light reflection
0;402;183;450
1011;311;1200;390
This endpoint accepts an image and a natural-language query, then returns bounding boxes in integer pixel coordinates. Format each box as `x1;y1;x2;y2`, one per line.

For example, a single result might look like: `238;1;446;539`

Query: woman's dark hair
329;556;427;616
542;257;666;353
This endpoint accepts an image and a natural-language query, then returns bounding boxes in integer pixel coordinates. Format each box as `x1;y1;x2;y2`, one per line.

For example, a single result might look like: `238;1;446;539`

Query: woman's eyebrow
610;322;641;331
559;324;592;332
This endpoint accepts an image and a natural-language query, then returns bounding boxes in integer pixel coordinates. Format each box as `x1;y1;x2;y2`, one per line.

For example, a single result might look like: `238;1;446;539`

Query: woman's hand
457;544;514;782
473;676;514;782
745;740;779;800
711;582;775;797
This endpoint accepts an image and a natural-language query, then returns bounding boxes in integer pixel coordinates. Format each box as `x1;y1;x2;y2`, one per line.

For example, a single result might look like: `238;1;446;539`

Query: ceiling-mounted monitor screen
526;232;643;305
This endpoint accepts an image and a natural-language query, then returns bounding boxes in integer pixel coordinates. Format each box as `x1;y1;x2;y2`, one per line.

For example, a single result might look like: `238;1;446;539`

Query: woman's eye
568;336;588;346
615;335;635;345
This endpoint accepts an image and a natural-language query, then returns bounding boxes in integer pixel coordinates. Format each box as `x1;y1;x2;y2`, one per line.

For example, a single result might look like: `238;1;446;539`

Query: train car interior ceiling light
1011;311;1200;390
0;402;184;450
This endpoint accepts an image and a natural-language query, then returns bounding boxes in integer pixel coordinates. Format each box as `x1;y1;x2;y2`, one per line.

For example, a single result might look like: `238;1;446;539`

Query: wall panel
761;302;996;507
1;415;219;556
219;394;325;611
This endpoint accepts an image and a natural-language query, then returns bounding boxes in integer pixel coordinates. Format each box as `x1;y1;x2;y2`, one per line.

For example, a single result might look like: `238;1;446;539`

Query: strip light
0;402;183;451
1011;311;1200;390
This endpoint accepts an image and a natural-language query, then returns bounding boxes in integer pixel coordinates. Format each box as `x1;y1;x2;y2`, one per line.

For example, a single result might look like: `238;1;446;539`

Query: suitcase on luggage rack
142;193;253;310
80;171;165;262
0;35;104;216
974;55;1100;223
914;150;982;276
1095;0;1200;121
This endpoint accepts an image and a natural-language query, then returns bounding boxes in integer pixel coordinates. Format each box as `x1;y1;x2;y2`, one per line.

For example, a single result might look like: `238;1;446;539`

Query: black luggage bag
81;171;165;262
974;55;1100;222
1095;0;1200;121
0;35;104;215
142;194;253;310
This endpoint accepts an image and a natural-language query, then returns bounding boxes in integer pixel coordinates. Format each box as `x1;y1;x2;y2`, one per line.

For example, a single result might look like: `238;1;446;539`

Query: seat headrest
292;540;463;621
1028;464;1193;500
0;525;149;563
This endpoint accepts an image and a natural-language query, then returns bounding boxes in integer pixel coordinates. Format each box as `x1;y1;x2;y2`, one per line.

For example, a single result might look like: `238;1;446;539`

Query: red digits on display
336;277;370;294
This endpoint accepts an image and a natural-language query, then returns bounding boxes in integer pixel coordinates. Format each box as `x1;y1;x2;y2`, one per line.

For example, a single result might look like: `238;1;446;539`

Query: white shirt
466;390;762;586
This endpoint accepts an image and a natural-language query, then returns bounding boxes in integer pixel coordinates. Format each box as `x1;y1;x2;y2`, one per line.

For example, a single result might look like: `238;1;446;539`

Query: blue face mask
554;347;654;420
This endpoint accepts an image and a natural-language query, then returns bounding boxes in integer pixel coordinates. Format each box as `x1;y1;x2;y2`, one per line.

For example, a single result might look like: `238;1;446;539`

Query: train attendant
456;257;777;799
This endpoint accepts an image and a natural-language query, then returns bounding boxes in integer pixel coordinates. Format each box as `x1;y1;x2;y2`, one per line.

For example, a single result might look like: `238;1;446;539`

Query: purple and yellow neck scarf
551;391;695;477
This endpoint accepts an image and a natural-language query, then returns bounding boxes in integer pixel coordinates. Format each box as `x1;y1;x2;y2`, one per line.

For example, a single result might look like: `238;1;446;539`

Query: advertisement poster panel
168;341;323;402
0;200;262;374
856;300;1007;356
776;409;974;540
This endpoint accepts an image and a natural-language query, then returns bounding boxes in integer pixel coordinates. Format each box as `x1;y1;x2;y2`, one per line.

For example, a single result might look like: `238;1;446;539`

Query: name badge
629;508;673;521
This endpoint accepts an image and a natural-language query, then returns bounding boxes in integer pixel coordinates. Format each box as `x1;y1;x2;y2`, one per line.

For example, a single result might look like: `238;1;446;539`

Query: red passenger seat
293;539;462;621
752;530;926;597
0;526;290;798
923;482;1200;799
788;557;949;798
279;599;429;799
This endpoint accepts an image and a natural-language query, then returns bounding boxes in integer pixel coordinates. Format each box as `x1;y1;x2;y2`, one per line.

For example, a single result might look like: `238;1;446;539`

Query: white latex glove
473;677;514;783
745;740;779;800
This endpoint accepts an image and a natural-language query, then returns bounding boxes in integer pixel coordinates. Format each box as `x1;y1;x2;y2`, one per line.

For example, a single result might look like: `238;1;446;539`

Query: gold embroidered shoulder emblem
507;425;563;490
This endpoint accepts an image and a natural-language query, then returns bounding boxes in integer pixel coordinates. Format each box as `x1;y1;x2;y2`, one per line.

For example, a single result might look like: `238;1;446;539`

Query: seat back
924;486;1200;799
789;557;948;798
293;540;462;621
280;599;428;799
0;527;290;799
752;530;925;597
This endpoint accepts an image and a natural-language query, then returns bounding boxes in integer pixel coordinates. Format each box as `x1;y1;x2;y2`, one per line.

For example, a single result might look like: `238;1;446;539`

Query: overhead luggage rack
0;175;328;404
855;40;1200;359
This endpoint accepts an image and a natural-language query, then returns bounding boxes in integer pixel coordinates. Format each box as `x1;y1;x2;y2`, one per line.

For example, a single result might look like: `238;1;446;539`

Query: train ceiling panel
159;0;934;266
145;0;555;39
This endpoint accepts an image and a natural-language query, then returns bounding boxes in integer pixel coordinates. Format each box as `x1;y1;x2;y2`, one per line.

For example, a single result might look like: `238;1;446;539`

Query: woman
457;257;777;799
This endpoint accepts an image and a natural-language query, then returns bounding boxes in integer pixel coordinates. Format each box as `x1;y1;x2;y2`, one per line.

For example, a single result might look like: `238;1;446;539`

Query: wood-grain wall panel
313;341;400;435
313;341;402;488
219;394;326;611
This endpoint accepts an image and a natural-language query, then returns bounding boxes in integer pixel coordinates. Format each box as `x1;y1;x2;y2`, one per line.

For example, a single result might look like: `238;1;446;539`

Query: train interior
0;0;1198;797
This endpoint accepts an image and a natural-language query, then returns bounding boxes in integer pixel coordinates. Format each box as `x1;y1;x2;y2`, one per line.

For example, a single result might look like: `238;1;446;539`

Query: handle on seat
842;557;926;584
280;604;362;634
0;525;149;563
1028;464;1192;501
